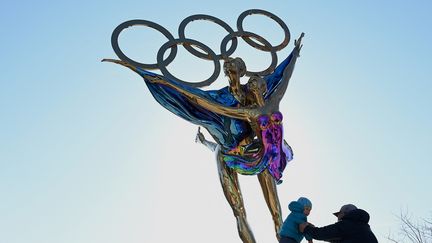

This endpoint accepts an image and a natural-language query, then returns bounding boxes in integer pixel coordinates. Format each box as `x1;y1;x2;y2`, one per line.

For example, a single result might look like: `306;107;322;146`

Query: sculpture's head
245;76;267;106
246;76;267;96
223;57;246;78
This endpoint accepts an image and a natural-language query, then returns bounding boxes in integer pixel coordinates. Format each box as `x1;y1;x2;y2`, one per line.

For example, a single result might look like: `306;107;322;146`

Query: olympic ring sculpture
237;9;290;52
157;38;221;87
178;14;238;60
111;19;177;70
111;9;291;87
105;9;305;243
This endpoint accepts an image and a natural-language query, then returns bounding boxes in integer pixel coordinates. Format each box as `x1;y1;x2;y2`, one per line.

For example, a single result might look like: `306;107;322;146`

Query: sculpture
103;9;304;243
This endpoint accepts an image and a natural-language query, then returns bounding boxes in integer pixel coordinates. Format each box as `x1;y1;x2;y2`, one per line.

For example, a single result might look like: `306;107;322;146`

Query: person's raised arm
266;33;304;108
300;222;343;242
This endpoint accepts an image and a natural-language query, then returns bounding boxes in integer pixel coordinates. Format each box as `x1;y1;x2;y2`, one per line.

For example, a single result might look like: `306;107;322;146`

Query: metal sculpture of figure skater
103;9;304;243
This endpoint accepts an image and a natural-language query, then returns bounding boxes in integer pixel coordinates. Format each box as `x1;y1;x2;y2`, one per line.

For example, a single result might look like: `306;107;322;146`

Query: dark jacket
303;209;378;243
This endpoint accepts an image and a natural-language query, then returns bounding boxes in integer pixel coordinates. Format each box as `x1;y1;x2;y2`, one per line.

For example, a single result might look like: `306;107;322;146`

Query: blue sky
1;1;431;242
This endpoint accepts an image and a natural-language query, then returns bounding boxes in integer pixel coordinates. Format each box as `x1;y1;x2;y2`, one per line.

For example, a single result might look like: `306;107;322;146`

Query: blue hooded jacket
279;200;312;242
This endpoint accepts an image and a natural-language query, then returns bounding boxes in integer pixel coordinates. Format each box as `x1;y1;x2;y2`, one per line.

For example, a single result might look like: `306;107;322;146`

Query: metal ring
111;19;177;70
221;31;277;76
237;9;290;52
157;38;221;87
178;14;238;60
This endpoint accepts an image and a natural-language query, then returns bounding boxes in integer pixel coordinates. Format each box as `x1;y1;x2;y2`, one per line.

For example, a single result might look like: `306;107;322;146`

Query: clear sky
1;1;431;243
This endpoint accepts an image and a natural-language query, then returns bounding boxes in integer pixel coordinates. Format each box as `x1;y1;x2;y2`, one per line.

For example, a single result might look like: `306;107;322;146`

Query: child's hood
288;201;304;213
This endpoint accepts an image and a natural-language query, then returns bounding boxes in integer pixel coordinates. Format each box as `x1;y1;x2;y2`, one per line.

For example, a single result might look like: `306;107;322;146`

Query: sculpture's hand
101;58;138;72
195;127;205;143
294;32;305;54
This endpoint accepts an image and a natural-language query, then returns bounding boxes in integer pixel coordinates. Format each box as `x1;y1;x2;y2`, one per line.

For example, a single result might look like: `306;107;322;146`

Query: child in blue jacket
279;197;313;243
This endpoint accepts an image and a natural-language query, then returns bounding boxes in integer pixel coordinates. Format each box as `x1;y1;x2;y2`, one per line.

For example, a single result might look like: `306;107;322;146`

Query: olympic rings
237;9;290;52
111;20;177;70
110;9;291;87
221;31;277;76
178;14;238;60
157;38;221;87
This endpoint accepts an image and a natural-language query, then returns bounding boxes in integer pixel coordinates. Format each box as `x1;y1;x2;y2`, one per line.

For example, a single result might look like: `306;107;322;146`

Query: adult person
299;204;378;243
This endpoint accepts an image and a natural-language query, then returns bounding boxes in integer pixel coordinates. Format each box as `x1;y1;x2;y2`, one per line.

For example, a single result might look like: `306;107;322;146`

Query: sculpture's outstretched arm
266;33;304;107
148;76;253;121
102;59;161;81
195;127;218;152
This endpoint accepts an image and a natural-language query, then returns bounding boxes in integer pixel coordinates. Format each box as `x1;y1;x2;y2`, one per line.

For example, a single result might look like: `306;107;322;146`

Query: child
279;197;313;243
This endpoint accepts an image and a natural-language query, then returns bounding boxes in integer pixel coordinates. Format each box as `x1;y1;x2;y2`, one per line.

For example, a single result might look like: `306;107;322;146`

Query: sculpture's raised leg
216;151;256;243
258;169;283;240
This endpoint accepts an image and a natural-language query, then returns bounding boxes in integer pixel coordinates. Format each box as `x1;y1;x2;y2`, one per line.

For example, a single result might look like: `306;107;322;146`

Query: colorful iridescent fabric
222;112;293;183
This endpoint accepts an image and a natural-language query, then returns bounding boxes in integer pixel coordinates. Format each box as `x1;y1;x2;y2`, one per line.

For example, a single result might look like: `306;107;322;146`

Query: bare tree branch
388;210;432;243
